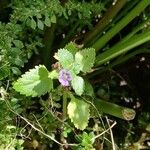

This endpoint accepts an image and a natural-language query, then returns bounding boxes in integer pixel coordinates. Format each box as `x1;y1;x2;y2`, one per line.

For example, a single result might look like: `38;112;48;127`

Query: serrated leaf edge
67;99;90;130
13;65;51;97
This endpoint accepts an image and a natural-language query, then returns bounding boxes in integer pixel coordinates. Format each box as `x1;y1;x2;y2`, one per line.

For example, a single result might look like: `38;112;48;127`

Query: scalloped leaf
71;76;84;96
13;65;53;97
65;42;78;55
75;48;95;73
67;98;90;130
69;63;82;76
56;49;74;70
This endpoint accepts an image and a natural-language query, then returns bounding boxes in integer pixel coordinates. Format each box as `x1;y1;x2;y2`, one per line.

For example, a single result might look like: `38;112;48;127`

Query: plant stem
93;18;149;69
63;90;68;121
83;0;127;46
95;30;150;66
112;0;140;24
92;0;150;51
120;18;150;43
87;0;140;48
94;99;136;120
42;24;56;68
110;48;150;68
88;48;150;78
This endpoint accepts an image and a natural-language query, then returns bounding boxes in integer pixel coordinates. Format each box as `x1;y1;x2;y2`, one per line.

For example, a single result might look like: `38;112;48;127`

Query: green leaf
84;80;94;97
48;70;58;79
71;76;84;96
69;62;82;75
30;18;36;29
62;126;72;138
51;15;56;23
68;10;72;16
0;65;10;80
13;65;53;97
95;31;150;66
75;48;95;73
67;98;90;130
26;18;31;27
56;49;74;70
81;132;95;149
44;15;51;27
36;14;42;19
14;57;24;67
11;67;21;75
65;42;78;55
13;40;24;49
37;19;44;30
11;48;21;56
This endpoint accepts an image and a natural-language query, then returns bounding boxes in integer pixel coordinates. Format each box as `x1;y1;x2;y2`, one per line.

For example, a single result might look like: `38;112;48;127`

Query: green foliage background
0;0;150;149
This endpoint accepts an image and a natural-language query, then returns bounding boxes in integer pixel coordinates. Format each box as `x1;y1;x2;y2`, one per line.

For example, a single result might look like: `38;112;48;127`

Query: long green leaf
83;0;127;45
110;48;150;67
92;0;150;51
95;31;150;66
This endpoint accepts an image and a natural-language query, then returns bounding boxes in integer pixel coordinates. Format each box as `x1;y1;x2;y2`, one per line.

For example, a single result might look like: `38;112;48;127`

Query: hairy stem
63;90;68;121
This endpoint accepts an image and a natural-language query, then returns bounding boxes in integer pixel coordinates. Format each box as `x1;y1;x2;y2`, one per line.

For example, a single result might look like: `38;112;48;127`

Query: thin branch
6;80;10;91
82;97;106;131
19;124;32;140
32;114;44;132
106;116;116;150
92;121;117;140
5;100;78;147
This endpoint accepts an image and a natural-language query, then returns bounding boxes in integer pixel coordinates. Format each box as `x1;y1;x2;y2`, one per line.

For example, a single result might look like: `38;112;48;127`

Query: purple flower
58;69;72;87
